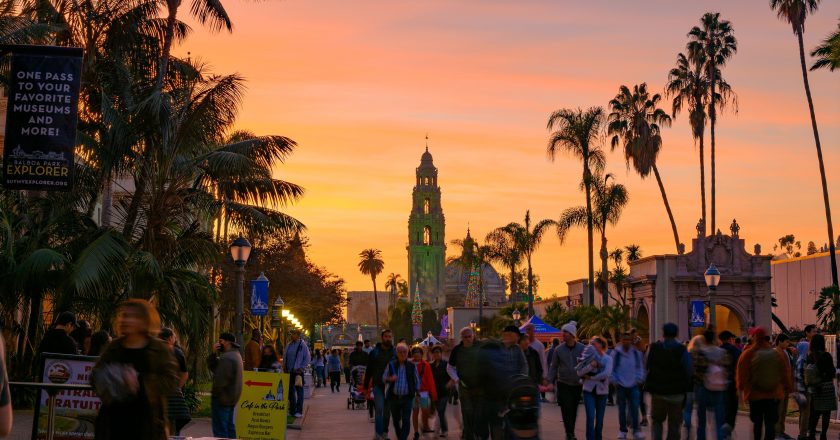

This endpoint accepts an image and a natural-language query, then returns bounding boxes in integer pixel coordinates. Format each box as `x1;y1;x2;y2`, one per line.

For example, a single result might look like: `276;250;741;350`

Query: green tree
485;227;523;300
774;234;802;257
358;249;385;332
688;12;738;235
559;173;629;306
771;0;838;288
384;273;406;309
810;21;840;71
807;241;819;255
813;285;840;333
495;211;555;315
607;83;679;251
546;107;606;305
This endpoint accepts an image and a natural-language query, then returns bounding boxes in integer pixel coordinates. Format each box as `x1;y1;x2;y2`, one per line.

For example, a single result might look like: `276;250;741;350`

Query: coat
736;340;793;401
243;340;262;371
413;359;438;401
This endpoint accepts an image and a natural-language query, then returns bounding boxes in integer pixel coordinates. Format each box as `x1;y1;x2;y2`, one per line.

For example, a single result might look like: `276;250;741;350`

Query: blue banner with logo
250;279;269;316
690;300;705;327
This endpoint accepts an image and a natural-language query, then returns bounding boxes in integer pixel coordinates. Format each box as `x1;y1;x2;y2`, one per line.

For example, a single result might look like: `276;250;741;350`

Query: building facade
407;147;447;309
771;251;840;331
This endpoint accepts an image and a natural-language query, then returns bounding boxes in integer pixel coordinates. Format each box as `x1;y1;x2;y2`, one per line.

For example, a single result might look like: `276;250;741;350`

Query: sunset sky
181;1;840;298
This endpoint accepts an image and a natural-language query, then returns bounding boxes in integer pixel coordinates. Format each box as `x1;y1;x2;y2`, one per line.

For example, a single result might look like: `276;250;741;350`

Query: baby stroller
504;374;540;440
347;365;367;410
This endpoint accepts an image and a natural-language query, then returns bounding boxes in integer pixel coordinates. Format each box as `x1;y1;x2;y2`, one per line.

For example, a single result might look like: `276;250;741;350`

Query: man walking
447;327;483;440
795;324;817;440
549;321;585;440
365;329;396;440
38;311;79;356
612;331;645;440
736;326;792;440
207;332;243;439
284;329;311;418
482;326;528;440
718;330;742;436
244;329;262;371
349;341;369;392
384;343;420;440
645;323;692;440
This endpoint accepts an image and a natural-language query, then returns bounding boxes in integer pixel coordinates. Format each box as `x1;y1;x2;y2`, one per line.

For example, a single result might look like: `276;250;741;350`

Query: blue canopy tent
519;315;562;343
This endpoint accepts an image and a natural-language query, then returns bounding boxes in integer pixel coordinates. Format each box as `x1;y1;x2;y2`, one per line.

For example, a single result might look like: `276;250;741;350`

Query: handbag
418;391;430;409
294;374;303;387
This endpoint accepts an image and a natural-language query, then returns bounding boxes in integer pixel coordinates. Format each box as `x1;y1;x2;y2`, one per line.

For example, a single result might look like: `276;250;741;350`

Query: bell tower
408;143;446;309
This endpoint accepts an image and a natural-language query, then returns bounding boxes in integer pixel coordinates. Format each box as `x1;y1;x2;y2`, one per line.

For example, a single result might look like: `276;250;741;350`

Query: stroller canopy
419;334;441;346
519;315;562;343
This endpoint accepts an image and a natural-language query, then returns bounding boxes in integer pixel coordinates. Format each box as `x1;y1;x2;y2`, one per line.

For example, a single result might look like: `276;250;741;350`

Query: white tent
419;334;441;346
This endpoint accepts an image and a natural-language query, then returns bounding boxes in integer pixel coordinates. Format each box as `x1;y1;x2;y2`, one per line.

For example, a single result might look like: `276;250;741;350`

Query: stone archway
703;303;744;336
636;303;651;345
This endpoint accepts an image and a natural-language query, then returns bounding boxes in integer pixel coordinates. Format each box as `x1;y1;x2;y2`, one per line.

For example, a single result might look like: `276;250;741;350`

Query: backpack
804;362;821;386
750;348;782;392
704;363;728;391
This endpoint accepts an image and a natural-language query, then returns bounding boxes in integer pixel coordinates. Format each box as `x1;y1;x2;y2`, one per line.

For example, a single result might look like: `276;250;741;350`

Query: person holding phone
207;332;243;438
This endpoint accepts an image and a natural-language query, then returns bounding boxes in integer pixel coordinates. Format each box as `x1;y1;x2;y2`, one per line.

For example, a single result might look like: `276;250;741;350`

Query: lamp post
273;295;284;349
230;235;252;351
469;320;476;333
704;263;721;330
512;309;521;327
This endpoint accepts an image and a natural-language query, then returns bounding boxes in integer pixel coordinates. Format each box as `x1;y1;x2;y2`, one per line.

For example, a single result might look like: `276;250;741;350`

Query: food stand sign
33;353;99;440
236;370;289;440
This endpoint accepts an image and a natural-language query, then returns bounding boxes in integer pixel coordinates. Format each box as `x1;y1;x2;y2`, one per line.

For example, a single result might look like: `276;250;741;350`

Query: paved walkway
8;387;838;439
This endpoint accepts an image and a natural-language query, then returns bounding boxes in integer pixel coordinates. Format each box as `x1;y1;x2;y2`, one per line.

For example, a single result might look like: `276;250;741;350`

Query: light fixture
229;235;252;265
281;309;290;317
704;264;721;290
512;309;521;321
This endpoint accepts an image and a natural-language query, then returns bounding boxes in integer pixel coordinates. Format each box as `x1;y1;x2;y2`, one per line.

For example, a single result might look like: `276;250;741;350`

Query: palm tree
485;227;523;301
625;244;643;262
814;285;840;333
547;107;606;305
771;0;838;288
384;273;404;310
559;173;629;306
607;83;680;251
448;232;494;329
688;12;738;234
496;211;556;316
358;249;385;332
810;21;840;71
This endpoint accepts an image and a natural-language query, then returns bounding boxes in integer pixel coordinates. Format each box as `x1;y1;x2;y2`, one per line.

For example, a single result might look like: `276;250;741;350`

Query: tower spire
425;133;429;152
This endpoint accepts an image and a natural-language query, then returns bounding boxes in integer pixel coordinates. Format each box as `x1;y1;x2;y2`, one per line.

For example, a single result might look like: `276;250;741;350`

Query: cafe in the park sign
2;45;83;191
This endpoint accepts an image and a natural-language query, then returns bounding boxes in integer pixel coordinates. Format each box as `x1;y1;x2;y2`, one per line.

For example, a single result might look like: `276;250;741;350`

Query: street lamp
273;294;285;349
704;263;721;330
469;320;476;331
512;309;521;327
230;235;252;351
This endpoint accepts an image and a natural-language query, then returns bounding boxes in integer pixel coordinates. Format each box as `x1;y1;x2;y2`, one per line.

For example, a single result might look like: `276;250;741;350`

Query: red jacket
413;359;438;401
736;341;793;401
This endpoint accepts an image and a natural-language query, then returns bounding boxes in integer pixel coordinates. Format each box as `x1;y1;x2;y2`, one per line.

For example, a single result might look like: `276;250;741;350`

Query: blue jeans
683;391;695;428
617;385;641;433
211;398;236;438
373;386;391;437
389;395;415;440
695;386;724;440
288;372;305;415
314;365;325;386
583;391;608;440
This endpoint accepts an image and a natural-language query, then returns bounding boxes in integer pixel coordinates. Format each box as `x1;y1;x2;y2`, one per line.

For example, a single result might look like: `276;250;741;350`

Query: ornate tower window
423;198;430;214
423;226;431;245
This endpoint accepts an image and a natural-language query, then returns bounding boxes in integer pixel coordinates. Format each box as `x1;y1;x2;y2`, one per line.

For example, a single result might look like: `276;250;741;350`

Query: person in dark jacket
549;321;585;440
384;343;420;440
446;327;483;439
520;333;544;386
805;334;835;440
38;311;78;357
207;332;244;438
430;345;451;437
645;323;692;440
719;330;742;435
365;329;396;440
480;326;528;440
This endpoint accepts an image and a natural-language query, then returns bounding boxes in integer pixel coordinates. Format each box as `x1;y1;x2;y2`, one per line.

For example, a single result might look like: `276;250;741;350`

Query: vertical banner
33;353;99;440
3;45;83;191
250;278;269;317
690;300;706;328
237;370;289;440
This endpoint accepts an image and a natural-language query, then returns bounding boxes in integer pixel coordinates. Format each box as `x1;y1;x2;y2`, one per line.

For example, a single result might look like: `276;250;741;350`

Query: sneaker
294;412;303;418
633;432;645;440
618;432;627;440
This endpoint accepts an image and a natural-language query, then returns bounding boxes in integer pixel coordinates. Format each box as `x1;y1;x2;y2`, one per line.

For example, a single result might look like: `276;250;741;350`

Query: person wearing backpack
645;323;693;440
736;326;793;440
774;333;796;440
690;330;728;440
611;331;645;440
803;334;835;440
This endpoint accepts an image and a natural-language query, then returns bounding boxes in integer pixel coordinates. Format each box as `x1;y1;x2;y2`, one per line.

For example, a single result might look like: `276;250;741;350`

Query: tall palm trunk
709;73;717;235
372;276;380;332
653;164;681;251
584;167;595;306
510;265;517;302
797;30;839;287
158;0;181;89
698;128;706;235
600;232;609;306
526;254;534;315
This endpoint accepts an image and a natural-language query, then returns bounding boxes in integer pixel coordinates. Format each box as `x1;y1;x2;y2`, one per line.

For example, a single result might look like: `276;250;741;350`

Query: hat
749;326;769;341
502;325;521;335
219;332;240;348
561;321;577;337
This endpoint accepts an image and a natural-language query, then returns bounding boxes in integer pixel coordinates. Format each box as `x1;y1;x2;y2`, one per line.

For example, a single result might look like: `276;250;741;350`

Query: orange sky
180;1;840;298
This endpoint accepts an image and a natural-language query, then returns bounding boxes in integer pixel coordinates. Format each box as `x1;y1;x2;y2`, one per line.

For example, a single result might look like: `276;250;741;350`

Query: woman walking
577;336;613;440
327;349;343;392
410;346;437;440
805;334;836;440
158;327;191;436
91;300;178;440
430;346;451;437
690;331;727;440
312;349;326;387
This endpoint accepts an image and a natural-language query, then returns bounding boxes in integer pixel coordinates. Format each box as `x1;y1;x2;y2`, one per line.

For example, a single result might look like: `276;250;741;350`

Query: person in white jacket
578;336;614;440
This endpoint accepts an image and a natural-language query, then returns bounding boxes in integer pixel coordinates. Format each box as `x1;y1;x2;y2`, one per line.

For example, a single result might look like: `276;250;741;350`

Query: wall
770;251;840;331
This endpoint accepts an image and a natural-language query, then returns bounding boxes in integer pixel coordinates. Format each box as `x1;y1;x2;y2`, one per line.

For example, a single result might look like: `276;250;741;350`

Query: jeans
211;398;236;438
557;383;583;437
288;372;305;415
373;386;391;437
583;391;607;440
329;371;341;392
314;365;325;386
695;385;724;440
651;394;684;440
683;391;695;428
616;385;641;433
749;399;779;440
436;394;449;433
723;386;738;429
389;395;415;440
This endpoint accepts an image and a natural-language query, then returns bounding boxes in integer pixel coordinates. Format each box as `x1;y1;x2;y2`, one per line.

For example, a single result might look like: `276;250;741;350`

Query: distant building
770;251;840;331
346;291;390;326
443;228;506;307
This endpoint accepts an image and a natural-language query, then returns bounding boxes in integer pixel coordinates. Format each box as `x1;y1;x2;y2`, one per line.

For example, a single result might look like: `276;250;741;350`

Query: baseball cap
219;332;240;348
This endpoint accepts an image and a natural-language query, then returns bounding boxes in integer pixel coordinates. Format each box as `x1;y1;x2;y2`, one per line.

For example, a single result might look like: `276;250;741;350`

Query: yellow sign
236;370;289;440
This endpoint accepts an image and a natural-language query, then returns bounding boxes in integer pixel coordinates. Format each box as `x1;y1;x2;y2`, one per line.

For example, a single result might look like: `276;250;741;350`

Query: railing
9;381;93;440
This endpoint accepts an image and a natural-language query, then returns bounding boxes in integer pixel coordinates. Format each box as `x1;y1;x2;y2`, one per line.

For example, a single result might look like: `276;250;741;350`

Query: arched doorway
636;304;650;345
698;304;744;336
